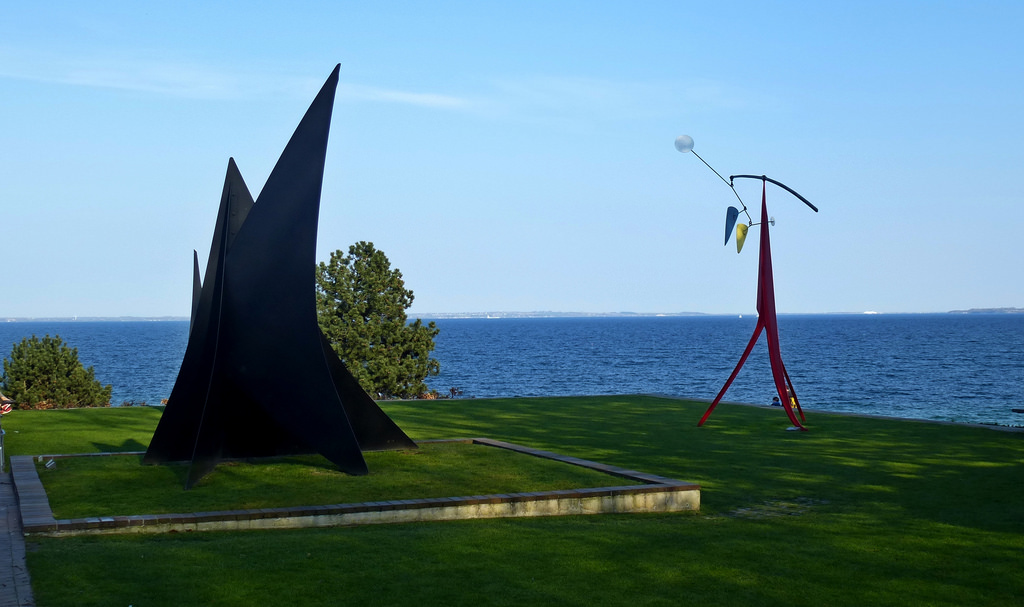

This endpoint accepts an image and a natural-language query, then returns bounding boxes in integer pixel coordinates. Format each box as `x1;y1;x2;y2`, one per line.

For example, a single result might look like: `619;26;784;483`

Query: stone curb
12;440;700;536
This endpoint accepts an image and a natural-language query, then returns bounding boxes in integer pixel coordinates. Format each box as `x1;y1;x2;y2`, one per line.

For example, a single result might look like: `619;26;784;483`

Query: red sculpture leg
699;181;807;430
783;366;806;422
698;318;764;426
764;326;804;429
756;182;806;430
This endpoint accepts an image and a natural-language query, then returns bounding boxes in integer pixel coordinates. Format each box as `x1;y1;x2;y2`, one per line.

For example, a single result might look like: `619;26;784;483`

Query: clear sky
2;1;1021;317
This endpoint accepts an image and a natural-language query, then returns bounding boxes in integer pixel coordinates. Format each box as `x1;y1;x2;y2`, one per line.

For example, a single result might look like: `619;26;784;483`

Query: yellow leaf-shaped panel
736;223;749;253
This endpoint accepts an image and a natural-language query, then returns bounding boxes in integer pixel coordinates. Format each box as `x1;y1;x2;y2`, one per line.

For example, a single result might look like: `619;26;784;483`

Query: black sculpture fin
147;65;417;488
144;158;248;464
318;330;417;451
224;157;255;250
219;64;368;476
190;250;201;335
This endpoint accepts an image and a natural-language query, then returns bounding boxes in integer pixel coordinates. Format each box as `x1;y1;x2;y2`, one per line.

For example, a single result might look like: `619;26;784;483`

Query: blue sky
2;1;1021;317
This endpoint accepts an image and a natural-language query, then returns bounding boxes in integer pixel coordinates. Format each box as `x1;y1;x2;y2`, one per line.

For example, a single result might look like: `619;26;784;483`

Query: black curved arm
730;174;818;213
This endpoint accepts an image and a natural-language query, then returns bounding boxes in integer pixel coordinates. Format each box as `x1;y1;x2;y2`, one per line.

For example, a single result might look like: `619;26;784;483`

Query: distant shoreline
2;307;1021;322
414;308;1024;319
1;317;189;323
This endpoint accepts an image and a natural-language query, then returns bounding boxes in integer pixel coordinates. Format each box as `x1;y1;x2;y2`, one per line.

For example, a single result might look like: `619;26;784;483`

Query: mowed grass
36;442;636;519
5;396;1024;607
2;405;163;459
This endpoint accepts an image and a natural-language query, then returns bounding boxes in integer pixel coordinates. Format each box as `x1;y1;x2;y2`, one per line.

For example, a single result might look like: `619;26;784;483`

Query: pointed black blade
221;64;368;475
145;159;250;465
319;330;417;451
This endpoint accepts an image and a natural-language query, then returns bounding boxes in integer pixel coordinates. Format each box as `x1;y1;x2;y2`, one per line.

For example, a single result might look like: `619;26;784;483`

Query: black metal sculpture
145;65;417;488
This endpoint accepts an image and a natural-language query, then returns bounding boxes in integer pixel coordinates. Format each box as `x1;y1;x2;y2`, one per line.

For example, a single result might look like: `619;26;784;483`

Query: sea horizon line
3;307;1021;322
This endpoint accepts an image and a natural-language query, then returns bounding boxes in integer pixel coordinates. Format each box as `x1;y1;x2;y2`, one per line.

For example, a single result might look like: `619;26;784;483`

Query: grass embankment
37;443;634;519
5;396;1023;607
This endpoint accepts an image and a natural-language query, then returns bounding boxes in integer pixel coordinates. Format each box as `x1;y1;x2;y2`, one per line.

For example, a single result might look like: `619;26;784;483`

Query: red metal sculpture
698;180;807;429
676;136;817;429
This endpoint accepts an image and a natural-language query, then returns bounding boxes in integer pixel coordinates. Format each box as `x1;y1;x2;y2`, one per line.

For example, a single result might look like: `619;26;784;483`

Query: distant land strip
946;307;1024;314
414;311;709;319
1;316;190;323
416;308;1024;319
2;308;1021;322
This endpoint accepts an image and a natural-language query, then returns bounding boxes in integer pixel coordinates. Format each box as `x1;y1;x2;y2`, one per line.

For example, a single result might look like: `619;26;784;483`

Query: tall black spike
145;65;416;488
319;331;417;451
190;250;201;335
144;158;252;465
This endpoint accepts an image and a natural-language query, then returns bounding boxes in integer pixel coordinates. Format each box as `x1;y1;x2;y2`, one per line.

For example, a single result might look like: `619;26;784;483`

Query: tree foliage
1;335;113;409
316;241;440;399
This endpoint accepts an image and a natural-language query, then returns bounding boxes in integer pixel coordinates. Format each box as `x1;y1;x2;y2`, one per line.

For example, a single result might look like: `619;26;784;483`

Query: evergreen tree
1;335;113;408
316;241;440;399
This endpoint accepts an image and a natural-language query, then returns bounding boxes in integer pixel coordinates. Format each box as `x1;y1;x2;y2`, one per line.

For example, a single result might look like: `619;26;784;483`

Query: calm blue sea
1;315;1021;427
0;321;189;407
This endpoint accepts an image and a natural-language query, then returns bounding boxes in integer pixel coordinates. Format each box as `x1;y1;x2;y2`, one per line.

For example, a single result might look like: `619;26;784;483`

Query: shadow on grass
91;438;148;453
383;395;1024;533
16;396;1024;607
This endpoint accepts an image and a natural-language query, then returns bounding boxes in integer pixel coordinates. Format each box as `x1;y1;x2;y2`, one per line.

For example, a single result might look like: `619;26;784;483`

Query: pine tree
1;335;113;408
316;241;440;399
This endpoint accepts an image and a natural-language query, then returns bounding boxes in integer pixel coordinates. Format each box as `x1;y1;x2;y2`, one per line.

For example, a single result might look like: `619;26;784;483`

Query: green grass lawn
5;396;1024;606
36;442;637;519
3;405;162;459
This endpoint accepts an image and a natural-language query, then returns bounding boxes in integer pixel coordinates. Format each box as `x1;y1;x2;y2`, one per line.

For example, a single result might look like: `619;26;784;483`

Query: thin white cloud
336;82;470;109
0;48;471;108
0;50;264;99
60;63;243;98
452;75;757;127
0;45;753;117
484;75;752;119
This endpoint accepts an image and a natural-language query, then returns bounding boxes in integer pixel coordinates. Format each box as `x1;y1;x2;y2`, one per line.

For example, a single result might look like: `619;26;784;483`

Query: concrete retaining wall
13;438;700;536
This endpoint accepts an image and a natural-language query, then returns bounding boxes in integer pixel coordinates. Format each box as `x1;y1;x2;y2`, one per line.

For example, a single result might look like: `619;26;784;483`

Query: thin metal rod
692;150;752;223
691;150;730;188
730;174;818;213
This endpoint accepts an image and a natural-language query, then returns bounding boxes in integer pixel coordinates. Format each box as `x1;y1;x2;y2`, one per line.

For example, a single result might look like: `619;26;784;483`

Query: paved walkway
0;473;33;606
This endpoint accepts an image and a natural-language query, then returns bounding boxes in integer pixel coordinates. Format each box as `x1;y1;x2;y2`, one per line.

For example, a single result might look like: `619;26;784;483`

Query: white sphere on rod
674;135;694;153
